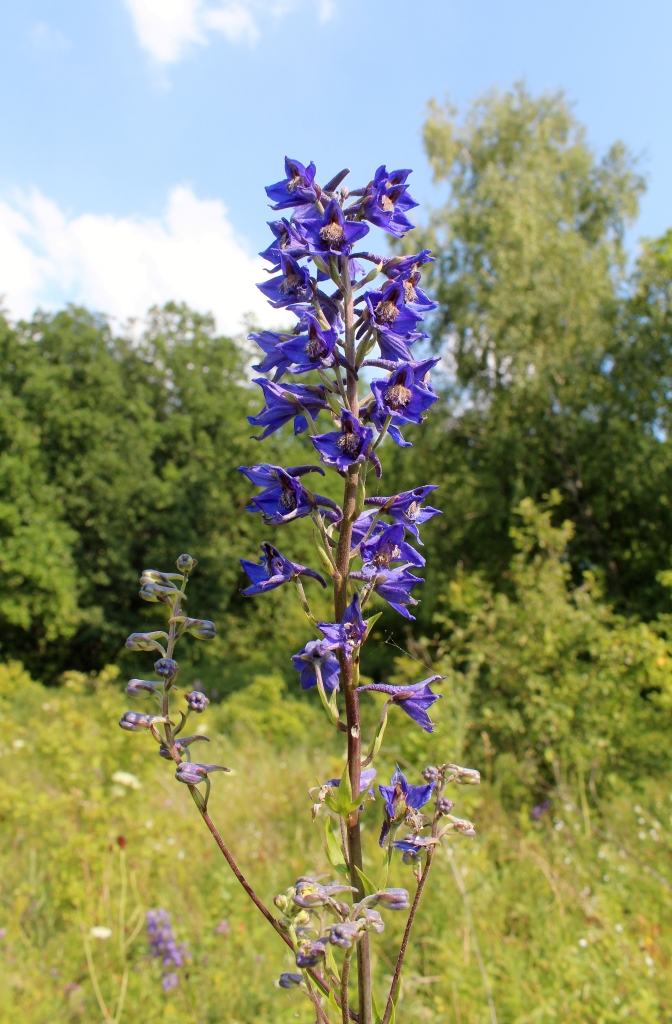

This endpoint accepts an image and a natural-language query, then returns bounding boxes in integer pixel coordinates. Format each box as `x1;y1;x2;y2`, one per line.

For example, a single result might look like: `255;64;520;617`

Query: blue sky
0;0;670;332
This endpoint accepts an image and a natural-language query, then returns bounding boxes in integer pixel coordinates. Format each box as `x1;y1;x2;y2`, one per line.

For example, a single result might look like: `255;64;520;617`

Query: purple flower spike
292;639;341;692
119;711;169;732
265;157;320;210
240;542;326;596
357;676;444;733
364;486;442;543
248;378;329;440
302;199;369;258
146;909;189;992
311;409;374;472
319;593;368;658
295;939;328;968
257;253;314;308
248;330;295;381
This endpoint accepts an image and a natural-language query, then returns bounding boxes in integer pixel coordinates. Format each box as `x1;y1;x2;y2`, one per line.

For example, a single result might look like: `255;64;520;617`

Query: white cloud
124;0;334;63
0;185;285;336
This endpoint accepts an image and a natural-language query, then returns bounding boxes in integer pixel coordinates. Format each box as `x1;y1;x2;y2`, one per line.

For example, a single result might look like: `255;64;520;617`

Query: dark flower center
270;558;286;575
320;220;344;246
384;383;413;409
380;194;395;212
287;170;303;193
374;299;400;325
342;622;361;643
406;500;420;521
305;328;324;359
336;430;362;457
279;484;298;511
403;279;417;302
280;271;300;294
373;543;401;567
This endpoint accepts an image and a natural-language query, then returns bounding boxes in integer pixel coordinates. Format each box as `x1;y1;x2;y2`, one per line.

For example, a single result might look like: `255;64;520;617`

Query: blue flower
360;280;427;362
302;199;369;258
240;542;326;596
265;157;319;210
324;767;377;801
259;217;308;267
248;378;328;440
376;765;435;847
277;311;339;373
364;486;442;543
360;523;425;569
390;835;438;860
370;358;439;442
311;409;376;473
248;330;294;381
239;462;333;523
359;166;418;237
356;676;443;733
291;639;341;692
318;593;368;657
350;563;423;619
383;251;437;314
257;253;313;308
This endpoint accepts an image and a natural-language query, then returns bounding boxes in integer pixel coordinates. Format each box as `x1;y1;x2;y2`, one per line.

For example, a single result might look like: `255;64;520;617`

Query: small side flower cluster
146;909;190;992
118;156;481;1024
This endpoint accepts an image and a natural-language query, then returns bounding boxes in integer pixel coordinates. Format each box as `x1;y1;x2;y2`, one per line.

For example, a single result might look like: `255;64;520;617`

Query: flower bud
443;763;481;785
155;658;179;680
176;554;198;573
125;631;167;652
125;679;158;697
422;765;440;783
185;690;209;713
119;711;168;732
183;618;217;641
141;570;179;587
279;973;303;989
327;922;363;949
371;888;410;911
450;816;476;836
274;894;289;912
437;796;455;816
140;582;175;604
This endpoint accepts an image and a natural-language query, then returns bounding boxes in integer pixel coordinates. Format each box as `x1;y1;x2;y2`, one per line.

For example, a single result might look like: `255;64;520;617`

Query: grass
0;659;670;1023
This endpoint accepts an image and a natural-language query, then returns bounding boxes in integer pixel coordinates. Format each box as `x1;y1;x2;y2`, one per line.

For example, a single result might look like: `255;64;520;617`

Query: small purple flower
359;165;418;237
295;939;328;968
391;834;438;860
240;542;326;596
328;922;364;949
322;768;377;811
311;409;375;473
159;734;210;760
257;253;314;308
357;676;443;733
364;486;442;543
248;378;328;440
146;909;189;992
249;330;294;381
378;765;435;825
368;888;410;910
291;639;341;692
174;762;230;785
351;563;423;619
292;879;357;908
437;796;455;815
360;523;425;569
357;908;385;933
531;799;551;821
265;157;320;210
185;690;209;713
370;359;439;439
259;217;308;266
318;593;368;658
302;199;369;258
277;312;339;373
361;280;425;360
239;463;324;523
125;679;158;697
154;658;179;680
124;631;167;653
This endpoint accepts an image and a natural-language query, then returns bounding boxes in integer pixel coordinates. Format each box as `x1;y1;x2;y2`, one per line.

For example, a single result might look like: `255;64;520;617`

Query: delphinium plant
119;158;481;1024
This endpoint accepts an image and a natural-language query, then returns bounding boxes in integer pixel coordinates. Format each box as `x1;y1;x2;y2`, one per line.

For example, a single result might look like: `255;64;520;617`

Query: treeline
1;87;672;782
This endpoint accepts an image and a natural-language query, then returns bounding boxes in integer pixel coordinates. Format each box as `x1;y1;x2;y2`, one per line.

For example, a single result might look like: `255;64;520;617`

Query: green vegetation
1;84;672;1020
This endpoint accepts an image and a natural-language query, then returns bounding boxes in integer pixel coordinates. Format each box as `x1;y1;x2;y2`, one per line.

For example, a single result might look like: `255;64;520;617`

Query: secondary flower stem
341;948;353;1024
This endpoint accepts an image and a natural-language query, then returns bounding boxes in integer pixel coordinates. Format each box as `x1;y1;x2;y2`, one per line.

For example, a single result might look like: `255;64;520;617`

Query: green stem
341;949;353;1024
